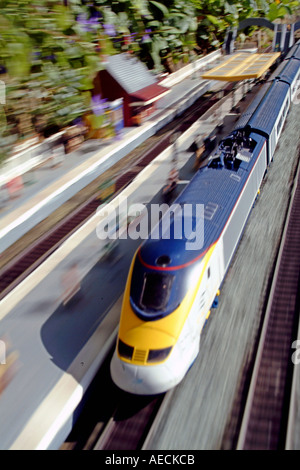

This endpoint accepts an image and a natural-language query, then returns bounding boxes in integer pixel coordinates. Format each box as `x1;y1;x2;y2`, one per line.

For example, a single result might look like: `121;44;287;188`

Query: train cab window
140;272;174;311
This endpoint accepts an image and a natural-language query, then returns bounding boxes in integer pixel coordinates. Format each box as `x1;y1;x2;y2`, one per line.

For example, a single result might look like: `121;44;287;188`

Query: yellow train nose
117;337;173;365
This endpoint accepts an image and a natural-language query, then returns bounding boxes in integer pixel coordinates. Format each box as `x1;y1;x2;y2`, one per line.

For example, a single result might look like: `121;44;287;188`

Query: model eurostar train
111;41;300;395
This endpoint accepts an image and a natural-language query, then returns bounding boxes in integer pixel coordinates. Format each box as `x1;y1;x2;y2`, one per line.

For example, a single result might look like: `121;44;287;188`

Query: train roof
284;41;300;61
267;59;288;81
278;58;300;85
234;54;299;134
234;81;272;131
247;80;290;136
139;133;266;270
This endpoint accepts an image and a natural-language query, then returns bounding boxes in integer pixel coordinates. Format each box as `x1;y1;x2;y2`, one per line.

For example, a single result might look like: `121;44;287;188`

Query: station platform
0;50;222;253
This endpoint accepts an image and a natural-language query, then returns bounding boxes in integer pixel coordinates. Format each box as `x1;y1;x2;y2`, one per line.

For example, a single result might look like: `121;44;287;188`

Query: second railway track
236;153;300;450
93;394;165;450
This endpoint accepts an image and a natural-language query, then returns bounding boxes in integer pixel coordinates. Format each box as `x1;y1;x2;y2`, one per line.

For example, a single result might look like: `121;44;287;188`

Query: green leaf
146;20;161;28
149;1;170;17
206;14;222;26
52;5;73;31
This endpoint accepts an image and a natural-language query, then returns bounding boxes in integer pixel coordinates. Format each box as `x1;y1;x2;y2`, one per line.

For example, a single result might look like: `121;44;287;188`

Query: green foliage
190;0;299;49
94;0;199;70
266;0;299;22
0;0;298;161
0;0;106;158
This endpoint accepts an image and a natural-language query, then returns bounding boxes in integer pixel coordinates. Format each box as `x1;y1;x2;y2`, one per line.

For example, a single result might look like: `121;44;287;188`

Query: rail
236;153;300;449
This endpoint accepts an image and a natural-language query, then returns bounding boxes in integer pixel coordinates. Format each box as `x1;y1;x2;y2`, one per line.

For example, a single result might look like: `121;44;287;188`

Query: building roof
202;52;280;81
104;53;170;105
129;83;170;106
105;53;159;94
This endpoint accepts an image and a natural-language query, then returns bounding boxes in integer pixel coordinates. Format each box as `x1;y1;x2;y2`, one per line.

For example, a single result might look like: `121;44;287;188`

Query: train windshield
140;272;174;311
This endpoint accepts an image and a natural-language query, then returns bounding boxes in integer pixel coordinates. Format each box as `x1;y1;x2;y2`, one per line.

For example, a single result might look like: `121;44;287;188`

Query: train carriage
278;59;300;101
111;132;268;395
283;40;300;61
110;46;300;395
234;81;272;132
247;80;290;163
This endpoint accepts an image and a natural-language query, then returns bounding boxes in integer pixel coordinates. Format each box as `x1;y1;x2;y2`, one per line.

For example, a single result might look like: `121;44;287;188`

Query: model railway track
61;347;166;451
237;157;300;450
0;82;238;301
0;197;101;299
93;394;165;450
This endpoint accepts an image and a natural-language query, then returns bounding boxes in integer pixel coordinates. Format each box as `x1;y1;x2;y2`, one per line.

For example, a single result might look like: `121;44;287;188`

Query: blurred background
0;0;299;165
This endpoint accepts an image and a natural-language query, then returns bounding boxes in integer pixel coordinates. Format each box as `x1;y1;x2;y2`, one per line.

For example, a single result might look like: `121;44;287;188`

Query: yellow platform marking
202;52;281;81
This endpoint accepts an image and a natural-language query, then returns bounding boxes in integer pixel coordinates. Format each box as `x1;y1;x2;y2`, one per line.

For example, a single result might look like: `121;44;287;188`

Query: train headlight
147;346;172;363
118;339;134;360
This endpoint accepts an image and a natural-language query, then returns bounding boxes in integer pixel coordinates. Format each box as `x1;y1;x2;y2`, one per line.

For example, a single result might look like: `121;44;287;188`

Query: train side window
277;114;283;136
207;267;211;279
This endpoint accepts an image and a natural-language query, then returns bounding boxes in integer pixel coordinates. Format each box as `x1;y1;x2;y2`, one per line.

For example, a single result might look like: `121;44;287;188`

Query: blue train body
110;47;300;395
